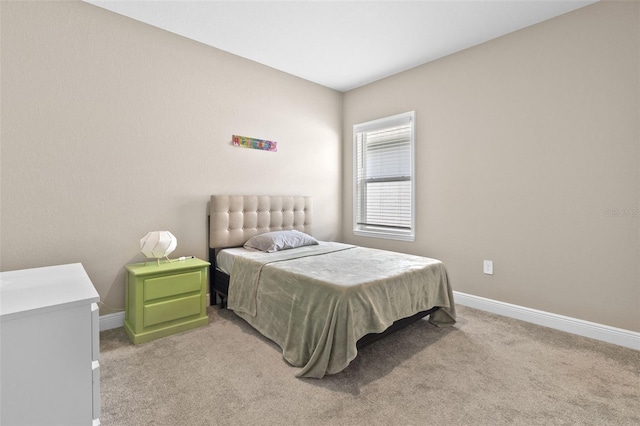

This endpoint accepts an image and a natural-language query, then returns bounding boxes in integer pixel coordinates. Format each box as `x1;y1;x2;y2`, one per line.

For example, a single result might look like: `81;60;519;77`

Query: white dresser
1;263;101;426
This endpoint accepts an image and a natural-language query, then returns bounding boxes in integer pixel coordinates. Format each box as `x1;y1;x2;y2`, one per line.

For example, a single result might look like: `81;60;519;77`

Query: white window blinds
354;111;415;241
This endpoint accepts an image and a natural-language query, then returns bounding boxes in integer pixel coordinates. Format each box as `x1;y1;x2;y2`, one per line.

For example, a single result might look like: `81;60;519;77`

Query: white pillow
243;230;318;252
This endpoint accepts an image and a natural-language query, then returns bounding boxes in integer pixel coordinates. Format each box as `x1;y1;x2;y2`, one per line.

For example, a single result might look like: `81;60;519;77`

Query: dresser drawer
92;360;101;422
91;303;99;361
143;271;202;302
143;294;202;327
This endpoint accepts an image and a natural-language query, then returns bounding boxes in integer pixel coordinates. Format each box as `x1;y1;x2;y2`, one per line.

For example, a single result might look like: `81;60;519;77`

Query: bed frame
207;195;439;349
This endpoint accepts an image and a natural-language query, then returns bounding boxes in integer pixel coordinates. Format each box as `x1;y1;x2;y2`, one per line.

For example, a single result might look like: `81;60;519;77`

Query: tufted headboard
209;195;313;249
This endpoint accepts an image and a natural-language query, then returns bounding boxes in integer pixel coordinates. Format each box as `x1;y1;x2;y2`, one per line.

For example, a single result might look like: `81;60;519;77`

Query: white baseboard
98;292;638;350
99;311;125;331
453;291;640;351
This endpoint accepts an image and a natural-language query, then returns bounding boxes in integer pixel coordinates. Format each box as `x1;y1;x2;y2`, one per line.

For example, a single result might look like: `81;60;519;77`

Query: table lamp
140;231;177;266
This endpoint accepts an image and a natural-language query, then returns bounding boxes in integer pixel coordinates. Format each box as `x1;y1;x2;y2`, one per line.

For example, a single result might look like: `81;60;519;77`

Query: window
353;111;415;241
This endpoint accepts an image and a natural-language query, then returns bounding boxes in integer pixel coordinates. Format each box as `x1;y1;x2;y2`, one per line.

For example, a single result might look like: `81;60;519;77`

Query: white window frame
353;111;415;241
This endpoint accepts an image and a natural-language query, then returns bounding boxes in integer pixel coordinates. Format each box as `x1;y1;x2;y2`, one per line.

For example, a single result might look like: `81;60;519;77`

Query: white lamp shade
140;231;177;259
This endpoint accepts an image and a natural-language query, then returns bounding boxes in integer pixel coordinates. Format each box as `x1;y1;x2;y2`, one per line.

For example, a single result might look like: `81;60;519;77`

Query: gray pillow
243;230;318;252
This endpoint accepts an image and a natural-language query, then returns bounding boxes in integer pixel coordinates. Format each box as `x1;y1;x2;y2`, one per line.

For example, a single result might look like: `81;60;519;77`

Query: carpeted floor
99;305;639;426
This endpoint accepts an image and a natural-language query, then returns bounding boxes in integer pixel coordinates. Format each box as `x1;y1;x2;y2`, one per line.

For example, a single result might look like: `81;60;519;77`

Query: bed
208;195;456;378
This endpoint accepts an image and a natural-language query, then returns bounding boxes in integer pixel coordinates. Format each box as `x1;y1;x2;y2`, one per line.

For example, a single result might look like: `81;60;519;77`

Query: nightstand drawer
143;271;202;302
144;294;202;327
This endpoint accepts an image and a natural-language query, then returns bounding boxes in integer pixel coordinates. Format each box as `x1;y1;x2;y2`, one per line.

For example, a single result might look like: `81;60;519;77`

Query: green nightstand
124;257;210;344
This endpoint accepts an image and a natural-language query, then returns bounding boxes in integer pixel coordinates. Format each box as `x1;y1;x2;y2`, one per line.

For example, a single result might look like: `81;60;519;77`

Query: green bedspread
227;242;456;378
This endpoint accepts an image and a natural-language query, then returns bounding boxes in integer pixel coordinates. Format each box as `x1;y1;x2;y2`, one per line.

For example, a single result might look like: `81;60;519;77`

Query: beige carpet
100;305;639;425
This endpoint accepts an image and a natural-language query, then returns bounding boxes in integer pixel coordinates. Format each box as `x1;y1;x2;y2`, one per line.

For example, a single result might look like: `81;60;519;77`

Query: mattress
216;242;344;276
216;246;255;275
221;241;455;378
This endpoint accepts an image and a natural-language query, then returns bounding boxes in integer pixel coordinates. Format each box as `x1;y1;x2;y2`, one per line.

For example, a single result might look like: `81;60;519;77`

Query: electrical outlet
483;260;493;275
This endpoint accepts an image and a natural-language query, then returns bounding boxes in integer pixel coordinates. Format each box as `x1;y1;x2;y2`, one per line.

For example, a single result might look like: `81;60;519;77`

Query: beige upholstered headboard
209;195;312;249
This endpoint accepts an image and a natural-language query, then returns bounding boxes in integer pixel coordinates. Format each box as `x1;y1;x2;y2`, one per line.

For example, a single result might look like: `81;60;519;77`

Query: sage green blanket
227;242;456;378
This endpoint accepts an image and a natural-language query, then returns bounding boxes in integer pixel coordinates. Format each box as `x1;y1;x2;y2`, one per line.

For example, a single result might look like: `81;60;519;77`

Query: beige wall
1;1;342;313
2;1;638;333
343;1;639;332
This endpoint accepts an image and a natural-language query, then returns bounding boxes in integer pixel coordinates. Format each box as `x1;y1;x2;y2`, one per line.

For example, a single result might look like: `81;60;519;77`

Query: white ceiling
84;0;597;92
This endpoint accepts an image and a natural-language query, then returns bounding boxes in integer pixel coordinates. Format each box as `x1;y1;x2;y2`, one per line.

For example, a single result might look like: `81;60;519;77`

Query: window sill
353;229;415;242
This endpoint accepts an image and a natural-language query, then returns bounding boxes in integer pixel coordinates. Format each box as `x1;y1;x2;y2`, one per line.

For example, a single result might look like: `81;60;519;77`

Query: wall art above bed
232;135;277;152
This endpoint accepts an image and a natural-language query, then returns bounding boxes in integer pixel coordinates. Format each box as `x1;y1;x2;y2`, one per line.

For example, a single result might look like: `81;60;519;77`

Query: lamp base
144;256;173;266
